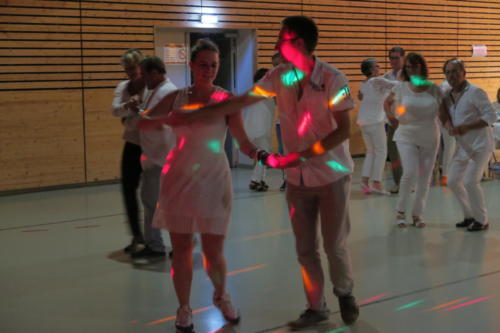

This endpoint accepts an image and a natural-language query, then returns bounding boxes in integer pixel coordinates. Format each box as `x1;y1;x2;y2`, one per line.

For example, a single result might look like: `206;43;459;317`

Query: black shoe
131;246;166;259
280;180;287;192
176;324;194;333
256;181;269;192
456;218;475;228
467;221;489;232
249;180;260;191
287;308;329;330
338;295;359;325
124;237;144;253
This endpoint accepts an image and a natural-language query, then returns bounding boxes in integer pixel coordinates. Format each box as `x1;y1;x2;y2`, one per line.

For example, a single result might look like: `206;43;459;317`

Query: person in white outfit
438;80;456;185
111;49;147;253
443;59;497;232
130;56;177;259
357;58;395;194
138;39;259;333
384;52;448;228
244;68;275;192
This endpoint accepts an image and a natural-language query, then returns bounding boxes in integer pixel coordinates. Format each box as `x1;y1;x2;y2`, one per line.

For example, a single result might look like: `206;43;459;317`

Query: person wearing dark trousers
383;46;405;193
112;48;146;253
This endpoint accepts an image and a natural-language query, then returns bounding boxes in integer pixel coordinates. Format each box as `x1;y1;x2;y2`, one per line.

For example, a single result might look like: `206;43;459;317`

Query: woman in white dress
139;39;259;333
384;52;448;228
357;58;395;194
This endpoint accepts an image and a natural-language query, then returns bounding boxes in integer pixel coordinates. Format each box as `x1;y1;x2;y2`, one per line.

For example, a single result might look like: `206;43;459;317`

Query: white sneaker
361;183;371;194
175;306;194;333
213;292;240;324
370;187;390;195
395;212;408;228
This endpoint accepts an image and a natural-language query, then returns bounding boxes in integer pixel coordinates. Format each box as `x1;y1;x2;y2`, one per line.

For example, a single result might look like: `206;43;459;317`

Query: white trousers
396;141;438;217
251;135;272;182
440;127;456;177
360;122;387;182
447;150;491;224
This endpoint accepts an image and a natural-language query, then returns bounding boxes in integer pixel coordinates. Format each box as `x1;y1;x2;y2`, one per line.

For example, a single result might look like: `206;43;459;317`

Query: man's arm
299;109;351;159
450;88;496;136
384;92;398;128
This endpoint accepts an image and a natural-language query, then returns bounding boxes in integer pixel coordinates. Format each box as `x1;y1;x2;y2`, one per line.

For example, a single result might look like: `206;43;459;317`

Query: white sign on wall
471;45;487;57
163;44;187;64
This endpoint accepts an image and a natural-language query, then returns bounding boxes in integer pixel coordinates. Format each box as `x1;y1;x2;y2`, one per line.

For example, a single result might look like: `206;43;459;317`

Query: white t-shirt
243;98;275;140
392;81;442;149
256;57;355;187
443;82;496;158
357;77;395;126
139;78;177;169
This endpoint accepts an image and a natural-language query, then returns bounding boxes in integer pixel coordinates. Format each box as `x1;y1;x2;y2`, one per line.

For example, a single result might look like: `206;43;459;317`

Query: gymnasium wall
1;0;499;191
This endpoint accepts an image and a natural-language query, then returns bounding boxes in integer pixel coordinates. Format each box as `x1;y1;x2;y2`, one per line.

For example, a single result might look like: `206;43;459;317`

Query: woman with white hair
357;58;395;194
111;49;146;252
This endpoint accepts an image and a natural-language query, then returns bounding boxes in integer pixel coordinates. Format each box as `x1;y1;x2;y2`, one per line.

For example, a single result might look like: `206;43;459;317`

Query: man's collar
309;56;323;89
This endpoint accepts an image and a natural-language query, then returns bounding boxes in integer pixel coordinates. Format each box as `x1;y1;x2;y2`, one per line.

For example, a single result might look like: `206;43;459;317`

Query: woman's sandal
412;216;426;228
395;212;407;228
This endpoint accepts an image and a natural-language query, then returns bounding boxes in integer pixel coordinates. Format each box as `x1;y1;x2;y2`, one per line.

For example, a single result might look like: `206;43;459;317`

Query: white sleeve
473;88;497;126
372;77;396;94
111;81;133;118
327;72;355;112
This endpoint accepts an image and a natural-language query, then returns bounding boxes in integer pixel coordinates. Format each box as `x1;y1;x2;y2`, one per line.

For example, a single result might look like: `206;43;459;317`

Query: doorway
154;27;256;167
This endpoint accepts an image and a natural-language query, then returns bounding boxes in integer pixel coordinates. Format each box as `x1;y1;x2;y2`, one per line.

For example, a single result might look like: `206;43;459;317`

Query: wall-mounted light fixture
200;0;218;25
200;14;218;24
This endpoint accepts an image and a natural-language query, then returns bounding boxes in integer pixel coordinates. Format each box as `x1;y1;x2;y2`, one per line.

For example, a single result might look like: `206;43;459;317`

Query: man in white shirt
132;56;177;259
383;46;405;194
168;16;359;329
443;59;496;231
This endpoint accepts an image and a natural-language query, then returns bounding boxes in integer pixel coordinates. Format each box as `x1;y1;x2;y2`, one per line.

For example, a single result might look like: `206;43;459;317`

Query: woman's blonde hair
190;39;219;62
121;48;144;68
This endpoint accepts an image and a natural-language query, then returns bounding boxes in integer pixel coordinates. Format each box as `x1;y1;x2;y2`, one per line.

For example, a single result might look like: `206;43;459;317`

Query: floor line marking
0;213;123;232
253;269;500;333
147;306;214;326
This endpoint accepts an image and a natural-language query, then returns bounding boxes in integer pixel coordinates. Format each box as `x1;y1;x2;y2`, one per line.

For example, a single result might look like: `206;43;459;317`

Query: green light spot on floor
396;299;426;311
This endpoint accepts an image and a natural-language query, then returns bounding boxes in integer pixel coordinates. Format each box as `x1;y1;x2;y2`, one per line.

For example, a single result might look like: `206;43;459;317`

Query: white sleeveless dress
152;87;232;235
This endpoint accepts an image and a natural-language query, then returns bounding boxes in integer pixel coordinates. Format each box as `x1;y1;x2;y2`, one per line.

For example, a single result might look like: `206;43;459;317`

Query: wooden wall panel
0;90;85;190
84;88;124;182
0;0;499;191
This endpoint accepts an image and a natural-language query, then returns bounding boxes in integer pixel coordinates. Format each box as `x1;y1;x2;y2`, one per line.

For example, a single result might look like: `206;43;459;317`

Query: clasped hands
449;124;470;136
256;150;302;169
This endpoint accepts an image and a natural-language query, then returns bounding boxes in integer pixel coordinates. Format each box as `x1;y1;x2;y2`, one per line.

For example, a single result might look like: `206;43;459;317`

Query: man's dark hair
442;58;466;74
140;56;166;74
388;46;405;57
281;16;318;54
401;52;429;81
360;58;377;77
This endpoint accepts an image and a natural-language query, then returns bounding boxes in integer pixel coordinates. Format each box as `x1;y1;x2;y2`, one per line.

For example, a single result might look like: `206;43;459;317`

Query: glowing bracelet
312;141;325;155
